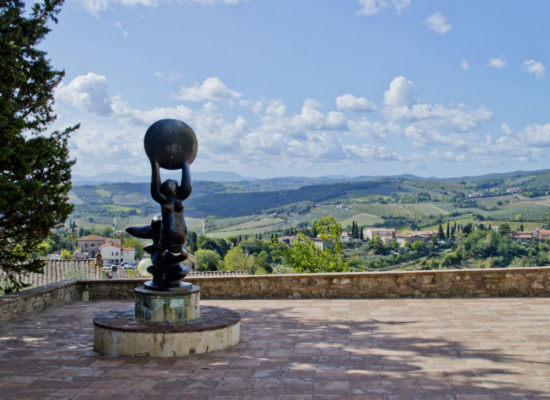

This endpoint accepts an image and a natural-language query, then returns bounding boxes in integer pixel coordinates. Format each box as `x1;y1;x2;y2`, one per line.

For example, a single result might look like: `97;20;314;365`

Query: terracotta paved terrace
1;298;550;399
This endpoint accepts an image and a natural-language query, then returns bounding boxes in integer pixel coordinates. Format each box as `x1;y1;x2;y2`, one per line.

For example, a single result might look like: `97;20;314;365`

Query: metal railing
6;261;247;289
16;260;103;287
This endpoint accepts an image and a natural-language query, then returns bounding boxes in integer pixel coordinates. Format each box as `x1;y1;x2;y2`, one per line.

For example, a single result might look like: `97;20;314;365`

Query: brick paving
1;298;550;399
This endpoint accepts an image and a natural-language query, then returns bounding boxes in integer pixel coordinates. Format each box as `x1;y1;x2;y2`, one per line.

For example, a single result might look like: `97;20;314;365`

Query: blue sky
47;0;550;178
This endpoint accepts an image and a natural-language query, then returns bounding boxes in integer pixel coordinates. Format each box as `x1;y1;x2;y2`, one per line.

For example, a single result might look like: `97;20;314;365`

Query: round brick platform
93;305;240;357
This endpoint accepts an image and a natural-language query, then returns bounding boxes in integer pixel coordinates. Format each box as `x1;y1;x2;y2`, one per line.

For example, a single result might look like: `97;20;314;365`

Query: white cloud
348;119;401;140
461;59;469;70
189;0;248;4
357;0;410;17
381;75;493;154
426;11;452;35
77;0;158;15
488;57;507;69
175;77;243;102
514;123;550;146
344;144;401;161
429;150;467;163
464;123;550;165
57;72;113;116
336;94;377;113
57;71;547;176
154;72;183;81
383;76;415;109
114;21;128;37
78;0;245;14
523;59;545;79
501;123;513;135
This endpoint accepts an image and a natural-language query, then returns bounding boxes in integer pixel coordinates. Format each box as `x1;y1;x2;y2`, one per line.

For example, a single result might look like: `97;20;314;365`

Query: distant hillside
185;180;406;218
438;169;550;183
73;170;253;184
69;168;550;233
70;179;408;219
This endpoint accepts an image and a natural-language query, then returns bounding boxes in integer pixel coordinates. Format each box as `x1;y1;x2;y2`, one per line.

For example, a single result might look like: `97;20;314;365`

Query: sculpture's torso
160;199;186;251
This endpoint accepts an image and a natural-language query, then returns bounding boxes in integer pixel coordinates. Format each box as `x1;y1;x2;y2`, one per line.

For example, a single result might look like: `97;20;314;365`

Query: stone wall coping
184;266;550;281
0;280;78;305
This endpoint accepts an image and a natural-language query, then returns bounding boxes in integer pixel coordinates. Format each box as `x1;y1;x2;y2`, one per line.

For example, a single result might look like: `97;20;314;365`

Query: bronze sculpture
126;119;198;290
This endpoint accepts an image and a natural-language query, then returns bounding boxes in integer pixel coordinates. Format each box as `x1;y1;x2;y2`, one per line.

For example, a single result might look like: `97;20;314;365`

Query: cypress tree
438;224;444;239
0;0;77;292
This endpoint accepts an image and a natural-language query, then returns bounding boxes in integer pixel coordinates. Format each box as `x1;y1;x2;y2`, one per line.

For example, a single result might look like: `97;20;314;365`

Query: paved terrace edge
1;266;549;326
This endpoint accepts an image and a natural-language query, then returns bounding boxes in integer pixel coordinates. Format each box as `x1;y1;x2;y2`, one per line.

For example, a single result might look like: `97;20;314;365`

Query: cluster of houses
279;226;550;249
509;229;550;242
74;234;135;264
350;228;438;247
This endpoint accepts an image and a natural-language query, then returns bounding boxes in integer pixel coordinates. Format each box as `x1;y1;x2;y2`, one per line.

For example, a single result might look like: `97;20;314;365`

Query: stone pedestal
93;285;241;357
135;285;200;323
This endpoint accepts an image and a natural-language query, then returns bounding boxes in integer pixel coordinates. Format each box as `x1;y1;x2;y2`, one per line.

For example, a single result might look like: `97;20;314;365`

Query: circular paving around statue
93;306;240;357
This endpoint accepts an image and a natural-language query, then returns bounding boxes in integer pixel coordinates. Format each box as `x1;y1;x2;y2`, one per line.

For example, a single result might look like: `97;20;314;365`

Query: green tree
186;231;198;252
223;246;246;271
197;235;228;257
100;227;113;238
60;249;71;260
214;238;230;257
195;249;221;271
122;237;144;259
0;0;77;292
226;236;238;247
278;216;346;273
368;235;387;255
37;241;51;256
499;223;511;236
411;240;427;254
438;224;445;239
316;216;342;251
351;221;359;238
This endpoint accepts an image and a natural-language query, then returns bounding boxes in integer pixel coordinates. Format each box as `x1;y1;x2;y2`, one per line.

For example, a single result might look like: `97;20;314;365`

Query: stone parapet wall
79;279;147;300
1;267;549;326
186;267;550;299
0;281;82;327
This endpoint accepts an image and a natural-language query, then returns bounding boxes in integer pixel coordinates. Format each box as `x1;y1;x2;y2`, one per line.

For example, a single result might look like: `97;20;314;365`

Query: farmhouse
76;235;121;257
99;243;135;264
362;227;396;244
396;230;438;247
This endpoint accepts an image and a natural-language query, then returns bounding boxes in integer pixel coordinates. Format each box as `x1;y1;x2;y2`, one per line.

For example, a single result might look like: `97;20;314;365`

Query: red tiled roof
99;243;122;249
78;234;110;241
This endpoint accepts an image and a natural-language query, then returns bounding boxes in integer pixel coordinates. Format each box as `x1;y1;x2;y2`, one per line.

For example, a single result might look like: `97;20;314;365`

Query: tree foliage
276;216;346;273
223;246;247;271
122;237;144;259
0;0;77;292
195;249;221;271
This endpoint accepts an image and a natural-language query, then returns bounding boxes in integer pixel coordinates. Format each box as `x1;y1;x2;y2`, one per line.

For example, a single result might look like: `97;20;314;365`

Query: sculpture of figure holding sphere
126;119;198;290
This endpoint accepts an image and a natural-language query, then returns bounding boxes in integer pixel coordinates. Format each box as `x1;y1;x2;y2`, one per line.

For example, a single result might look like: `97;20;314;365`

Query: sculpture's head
160;179;178;196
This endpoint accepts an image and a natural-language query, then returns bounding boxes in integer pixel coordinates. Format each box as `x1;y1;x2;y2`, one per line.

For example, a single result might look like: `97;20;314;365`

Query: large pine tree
0;0;77;292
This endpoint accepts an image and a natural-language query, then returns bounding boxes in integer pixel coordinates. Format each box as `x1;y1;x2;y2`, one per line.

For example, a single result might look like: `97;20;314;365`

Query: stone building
362;227;396;245
76;235;121;257
99;243;135;264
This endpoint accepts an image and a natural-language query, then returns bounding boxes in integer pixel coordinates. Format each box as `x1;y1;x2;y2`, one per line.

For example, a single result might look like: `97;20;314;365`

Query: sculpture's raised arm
177;162;192;201
150;159;165;203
